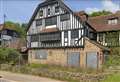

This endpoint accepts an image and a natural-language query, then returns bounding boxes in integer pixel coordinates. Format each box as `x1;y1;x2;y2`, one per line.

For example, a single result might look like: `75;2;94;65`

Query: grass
102;73;120;82
29;63;99;74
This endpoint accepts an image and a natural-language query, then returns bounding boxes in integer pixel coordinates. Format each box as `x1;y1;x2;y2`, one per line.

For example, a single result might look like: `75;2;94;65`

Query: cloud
85;8;101;14
85;0;120;14
102;0;120;13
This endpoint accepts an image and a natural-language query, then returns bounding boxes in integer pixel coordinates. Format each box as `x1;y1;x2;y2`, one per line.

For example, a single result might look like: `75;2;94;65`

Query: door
68;52;80;67
86;52;98;69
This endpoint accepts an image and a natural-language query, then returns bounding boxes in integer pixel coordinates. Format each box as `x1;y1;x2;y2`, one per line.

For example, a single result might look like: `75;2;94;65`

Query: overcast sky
0;0;120;24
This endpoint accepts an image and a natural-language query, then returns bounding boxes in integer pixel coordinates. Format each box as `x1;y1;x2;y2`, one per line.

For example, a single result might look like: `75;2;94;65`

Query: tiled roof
88;12;120;32
74;11;88;21
0;24;17;31
85;37;110;51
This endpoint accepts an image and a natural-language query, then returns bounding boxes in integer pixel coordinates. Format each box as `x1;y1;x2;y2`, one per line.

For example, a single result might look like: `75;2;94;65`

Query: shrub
0;48;22;65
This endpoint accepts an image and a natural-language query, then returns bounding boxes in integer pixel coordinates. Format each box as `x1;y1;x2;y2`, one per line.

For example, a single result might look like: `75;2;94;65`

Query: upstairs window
71;30;79;39
55;6;59;13
31;35;39;42
36;19;42;26
108;18;118;25
39;10;43;17
47;8;51;15
60;14;70;21
45;16;57;26
64;31;68;38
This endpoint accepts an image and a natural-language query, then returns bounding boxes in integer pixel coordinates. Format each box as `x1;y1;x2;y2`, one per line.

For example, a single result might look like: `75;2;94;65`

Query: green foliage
102;73;120;82
105;47;120;66
5;21;27;39
0;48;21;65
105;32;120;47
100;31;120;67
89;10;112;17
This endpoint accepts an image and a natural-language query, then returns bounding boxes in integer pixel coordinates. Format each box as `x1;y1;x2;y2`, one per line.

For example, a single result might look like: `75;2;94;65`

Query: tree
89;10;112;17
5;21;26;39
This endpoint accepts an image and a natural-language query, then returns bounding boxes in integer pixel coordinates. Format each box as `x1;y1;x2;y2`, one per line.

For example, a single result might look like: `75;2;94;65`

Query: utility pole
2;14;6;48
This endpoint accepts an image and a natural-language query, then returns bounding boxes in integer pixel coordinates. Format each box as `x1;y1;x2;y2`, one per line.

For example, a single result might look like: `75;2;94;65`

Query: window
64;31;68;38
99;33;103;42
45;16;57;26
47;8;50;15
36;19;42;26
39;10;43;17
108;18;118;25
89;32;97;40
71;30;79;39
31;35;39;42
35;50;48;59
2;30;7;35
55;6;59;13
60;14;70;21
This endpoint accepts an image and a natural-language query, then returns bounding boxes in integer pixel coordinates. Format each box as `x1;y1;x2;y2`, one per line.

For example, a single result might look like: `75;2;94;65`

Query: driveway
0;71;66;82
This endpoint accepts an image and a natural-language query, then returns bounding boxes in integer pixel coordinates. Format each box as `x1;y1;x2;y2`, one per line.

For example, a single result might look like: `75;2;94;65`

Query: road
0;71;66;82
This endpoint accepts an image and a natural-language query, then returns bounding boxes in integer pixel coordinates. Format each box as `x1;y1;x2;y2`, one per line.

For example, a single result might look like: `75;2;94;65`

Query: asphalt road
0;71;66;82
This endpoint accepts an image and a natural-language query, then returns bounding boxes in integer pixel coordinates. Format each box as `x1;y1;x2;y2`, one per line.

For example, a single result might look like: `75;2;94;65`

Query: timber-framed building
27;0;110;69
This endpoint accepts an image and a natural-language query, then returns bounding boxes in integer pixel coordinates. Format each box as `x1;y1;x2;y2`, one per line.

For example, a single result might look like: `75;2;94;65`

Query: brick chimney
75;11;88;21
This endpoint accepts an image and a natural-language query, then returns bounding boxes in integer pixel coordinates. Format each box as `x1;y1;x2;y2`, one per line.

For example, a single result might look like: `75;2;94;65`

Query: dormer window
55;6;59;13
47;8;50;15
39;10;43;17
108;18;118;25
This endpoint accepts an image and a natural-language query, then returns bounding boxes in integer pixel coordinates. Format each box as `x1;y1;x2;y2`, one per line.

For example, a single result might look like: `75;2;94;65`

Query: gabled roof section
27;0;73;31
85;37;110;51
88;12;120;32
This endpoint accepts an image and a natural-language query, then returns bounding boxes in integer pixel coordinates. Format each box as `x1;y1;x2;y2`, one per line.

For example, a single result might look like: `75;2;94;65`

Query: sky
0;0;120;24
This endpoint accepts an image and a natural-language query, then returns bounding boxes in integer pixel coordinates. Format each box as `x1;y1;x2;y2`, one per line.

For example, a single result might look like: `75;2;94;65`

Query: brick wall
28;38;105;68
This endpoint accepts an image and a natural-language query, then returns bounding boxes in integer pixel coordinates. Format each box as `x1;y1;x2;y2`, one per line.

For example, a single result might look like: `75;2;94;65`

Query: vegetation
5;21;27;39
102;73;120;82
0;63;102;82
89;10;112;17
0;48;22;65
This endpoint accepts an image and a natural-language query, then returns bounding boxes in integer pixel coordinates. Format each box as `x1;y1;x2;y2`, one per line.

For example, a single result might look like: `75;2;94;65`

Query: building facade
88;12;120;47
27;0;109;69
0;24;20;49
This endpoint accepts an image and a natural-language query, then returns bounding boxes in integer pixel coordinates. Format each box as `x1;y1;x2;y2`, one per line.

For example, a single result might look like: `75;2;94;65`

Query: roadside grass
29;63;99;74
102;73;120;82
0;63;101;82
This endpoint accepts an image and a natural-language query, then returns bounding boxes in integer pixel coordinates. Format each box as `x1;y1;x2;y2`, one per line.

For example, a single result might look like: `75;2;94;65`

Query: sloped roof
0;24;17;31
85;37;110;51
88;12;120;32
27;0;73;31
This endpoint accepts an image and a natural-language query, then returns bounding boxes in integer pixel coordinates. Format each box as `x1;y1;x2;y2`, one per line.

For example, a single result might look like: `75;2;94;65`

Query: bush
0;48;22;65
105;47;120;67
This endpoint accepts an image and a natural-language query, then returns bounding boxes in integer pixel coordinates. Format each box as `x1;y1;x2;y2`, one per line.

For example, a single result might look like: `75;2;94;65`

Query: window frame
31;34;39;42
36;19;42;26
39;10;43;17
47;8;51;16
55;6;59;13
45;16;57;26
60;13;70;21
71;30;79;39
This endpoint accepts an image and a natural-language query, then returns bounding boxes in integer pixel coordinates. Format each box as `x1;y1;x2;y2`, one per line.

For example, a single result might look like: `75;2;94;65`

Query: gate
67;52;80;67
86;52;98;69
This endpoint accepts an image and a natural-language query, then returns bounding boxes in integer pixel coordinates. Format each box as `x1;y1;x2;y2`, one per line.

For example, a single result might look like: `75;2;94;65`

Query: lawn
102;73;120;82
